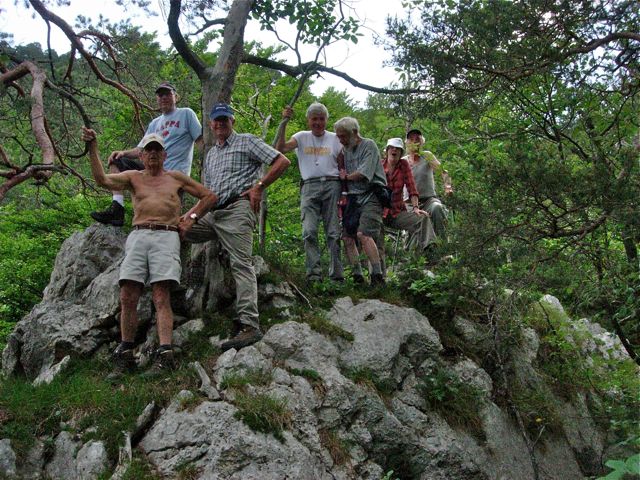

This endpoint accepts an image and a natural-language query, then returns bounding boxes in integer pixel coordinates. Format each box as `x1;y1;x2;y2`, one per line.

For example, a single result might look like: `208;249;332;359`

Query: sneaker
220;326;263;352
371;273;386;286
90;200;125;226
142;347;176;378
106;344;135;381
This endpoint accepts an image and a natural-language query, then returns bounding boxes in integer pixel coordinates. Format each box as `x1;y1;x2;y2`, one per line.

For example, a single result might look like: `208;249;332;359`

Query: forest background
0;1;638;476
0;0;638;429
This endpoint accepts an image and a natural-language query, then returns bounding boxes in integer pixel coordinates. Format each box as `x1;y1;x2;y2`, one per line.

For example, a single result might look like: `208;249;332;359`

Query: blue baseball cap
210;103;234;119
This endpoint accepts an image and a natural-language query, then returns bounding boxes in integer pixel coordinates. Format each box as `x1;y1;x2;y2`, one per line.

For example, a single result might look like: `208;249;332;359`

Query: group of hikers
81;81;451;378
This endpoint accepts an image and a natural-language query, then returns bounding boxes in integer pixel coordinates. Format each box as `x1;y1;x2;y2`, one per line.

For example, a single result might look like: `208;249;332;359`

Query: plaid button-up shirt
382;157;419;218
203;131;279;205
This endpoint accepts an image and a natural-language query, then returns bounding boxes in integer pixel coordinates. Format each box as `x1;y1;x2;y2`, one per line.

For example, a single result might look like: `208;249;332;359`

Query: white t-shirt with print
292;131;342;180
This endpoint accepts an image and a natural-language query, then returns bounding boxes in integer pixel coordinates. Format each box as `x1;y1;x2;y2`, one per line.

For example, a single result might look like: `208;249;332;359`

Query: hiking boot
220;326;263;352
142;347;176;378
90;200;125;226
352;273;365;284
371;273;386;286
106;344;135;381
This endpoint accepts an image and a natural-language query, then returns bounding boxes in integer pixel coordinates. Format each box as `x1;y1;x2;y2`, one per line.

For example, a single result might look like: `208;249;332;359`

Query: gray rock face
138;298;608;480
2;224;266;378
0;438;17;478
2;222;615;480
43;224;127;301
329;297;442;381
2;301;115;378
44;431;78;480
18;439;46;480
32;355;70;386
2;225;126;378
44;432;107;480
76;441;109;479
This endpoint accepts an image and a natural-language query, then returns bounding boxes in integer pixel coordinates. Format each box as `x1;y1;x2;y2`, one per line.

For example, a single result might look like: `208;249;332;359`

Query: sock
112;194;124;206
371;262;382;275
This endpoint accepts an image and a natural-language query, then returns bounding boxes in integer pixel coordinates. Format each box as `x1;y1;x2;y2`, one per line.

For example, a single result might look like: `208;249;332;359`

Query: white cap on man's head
386;138;404;150
140;133;165;149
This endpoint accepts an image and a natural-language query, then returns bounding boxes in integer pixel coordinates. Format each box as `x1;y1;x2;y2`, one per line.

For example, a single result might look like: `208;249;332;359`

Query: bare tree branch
1;61;55;169
28;0;154;114
168;0;208;77
241;54;422;95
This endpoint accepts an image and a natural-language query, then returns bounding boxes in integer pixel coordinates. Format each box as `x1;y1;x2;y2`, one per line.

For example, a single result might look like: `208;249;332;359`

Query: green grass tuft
0;358;197;462
220;368;273;390
233;392;292;442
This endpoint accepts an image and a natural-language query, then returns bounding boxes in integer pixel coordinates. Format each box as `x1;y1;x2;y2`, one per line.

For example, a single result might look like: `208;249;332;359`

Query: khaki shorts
119;230;181;286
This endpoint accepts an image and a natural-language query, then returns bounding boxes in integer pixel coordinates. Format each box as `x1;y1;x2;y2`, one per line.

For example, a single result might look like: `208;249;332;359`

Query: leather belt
301;176;341;185
213;195;242;211
133;224;179;232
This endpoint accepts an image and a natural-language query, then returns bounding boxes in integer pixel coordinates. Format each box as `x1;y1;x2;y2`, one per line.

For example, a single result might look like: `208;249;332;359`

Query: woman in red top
377;138;436;269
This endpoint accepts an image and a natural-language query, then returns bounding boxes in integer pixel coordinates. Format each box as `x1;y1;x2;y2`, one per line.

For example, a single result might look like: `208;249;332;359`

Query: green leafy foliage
417;361;485;438
0;191;93;330
509;382;562;437
597;451;640;480
251;0;361;47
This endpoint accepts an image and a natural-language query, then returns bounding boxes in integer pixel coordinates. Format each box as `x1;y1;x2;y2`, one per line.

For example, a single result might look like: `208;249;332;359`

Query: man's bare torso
127;170;184;225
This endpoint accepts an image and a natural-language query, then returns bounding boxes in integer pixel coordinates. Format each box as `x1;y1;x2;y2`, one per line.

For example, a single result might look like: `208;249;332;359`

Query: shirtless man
82;127;217;377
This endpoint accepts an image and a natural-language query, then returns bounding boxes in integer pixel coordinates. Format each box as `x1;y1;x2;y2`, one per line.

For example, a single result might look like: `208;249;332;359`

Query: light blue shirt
139;108;201;175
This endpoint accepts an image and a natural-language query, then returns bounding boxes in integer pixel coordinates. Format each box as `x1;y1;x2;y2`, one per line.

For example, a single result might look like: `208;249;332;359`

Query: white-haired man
334;117;387;286
277;102;344;284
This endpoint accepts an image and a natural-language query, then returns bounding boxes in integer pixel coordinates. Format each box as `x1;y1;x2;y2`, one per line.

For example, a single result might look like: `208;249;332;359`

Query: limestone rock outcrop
1;224;628;479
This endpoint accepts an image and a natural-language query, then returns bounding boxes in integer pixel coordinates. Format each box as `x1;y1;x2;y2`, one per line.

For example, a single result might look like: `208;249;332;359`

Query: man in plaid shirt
183;103;290;351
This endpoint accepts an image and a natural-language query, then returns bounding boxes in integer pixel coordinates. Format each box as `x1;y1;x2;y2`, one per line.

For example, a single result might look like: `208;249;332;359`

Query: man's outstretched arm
82;127;133;191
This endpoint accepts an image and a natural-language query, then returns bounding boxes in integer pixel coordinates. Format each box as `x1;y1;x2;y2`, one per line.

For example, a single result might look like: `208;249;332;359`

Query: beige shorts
119;229;181;286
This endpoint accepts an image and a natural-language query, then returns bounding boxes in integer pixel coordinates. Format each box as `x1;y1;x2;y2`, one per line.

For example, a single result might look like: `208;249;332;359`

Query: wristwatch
189;212;198;223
